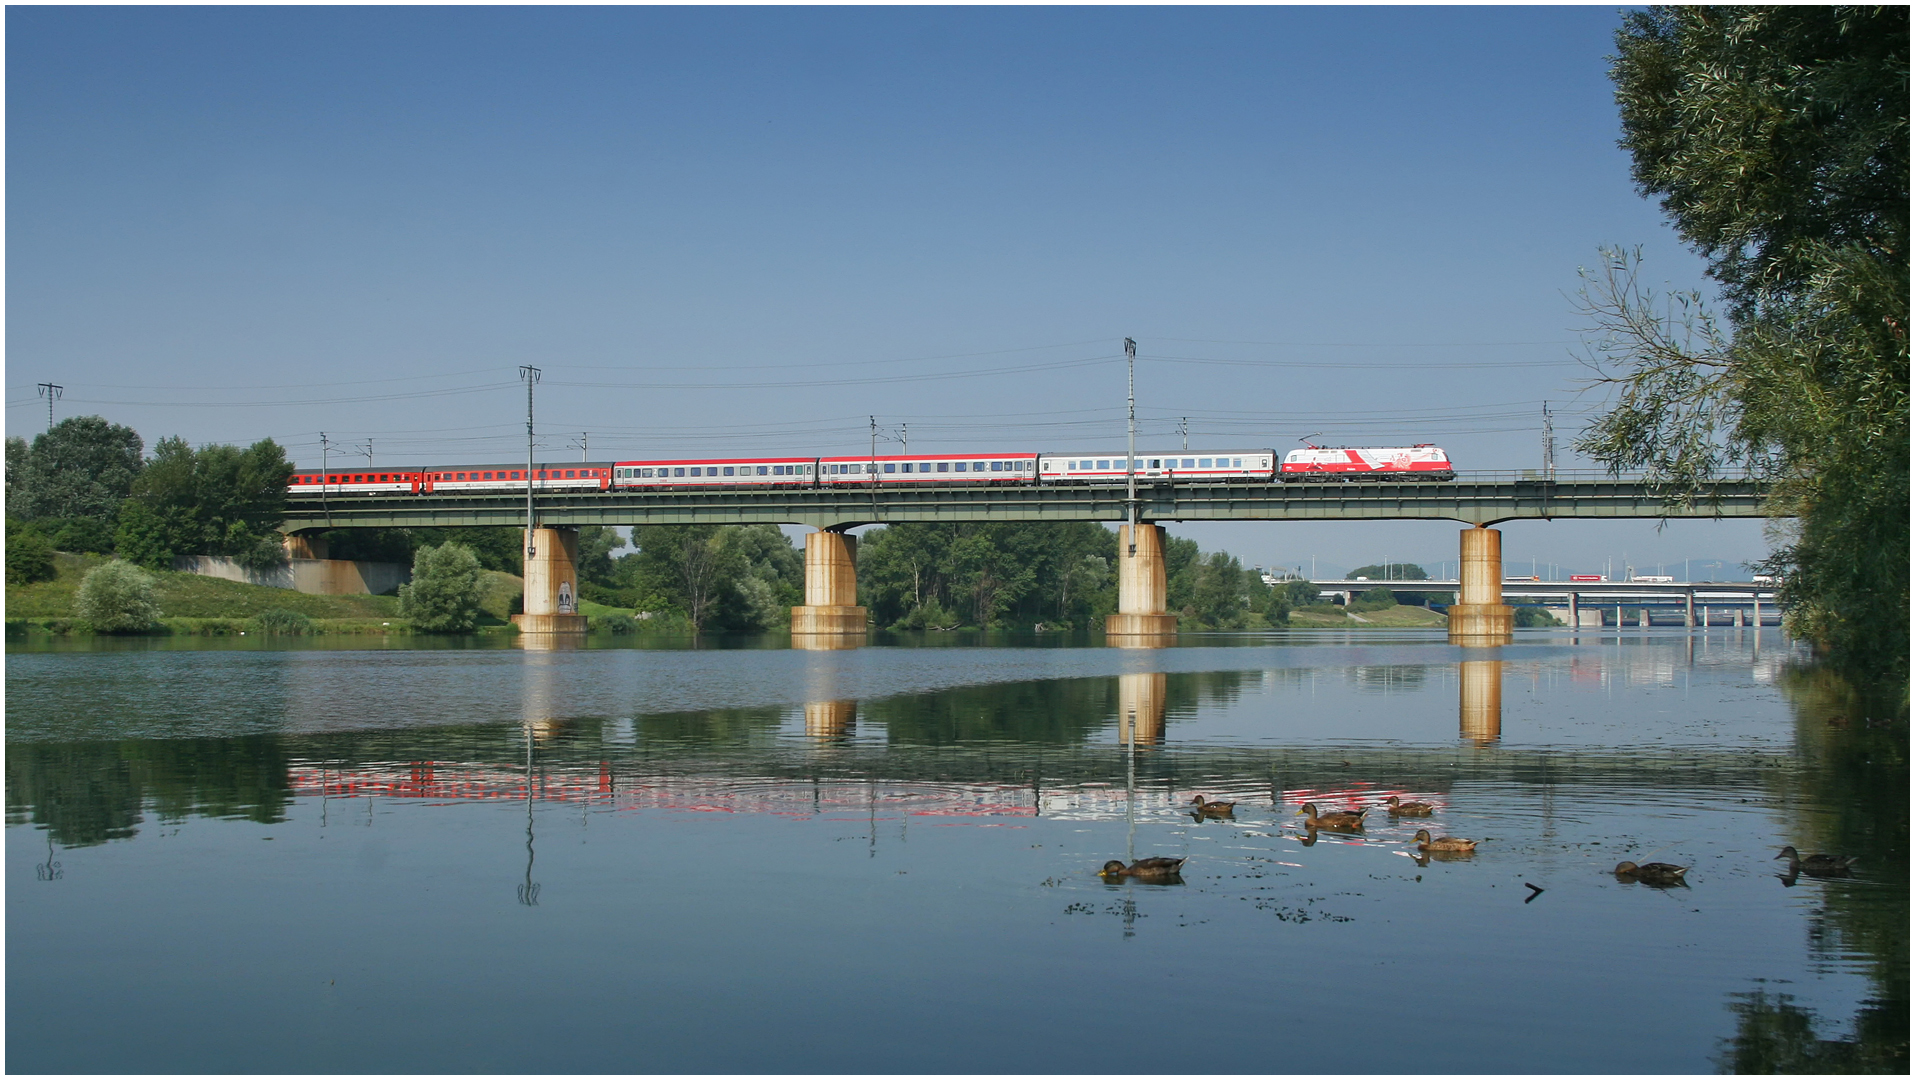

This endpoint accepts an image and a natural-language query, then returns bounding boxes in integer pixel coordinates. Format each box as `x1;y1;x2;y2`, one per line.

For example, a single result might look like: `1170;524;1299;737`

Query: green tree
12;416;145;547
858;522;1117;630
1582;7;1908;684
6;524;56;585
575;525;628;585
1349;562;1435;604
5;436;26;507
398;542;484;633
73;560;161;632
1349;587;1399;613
625;525;746;633
115;437;294;571
319;526;525;575
1190;550;1250;628
1162;533;1202;615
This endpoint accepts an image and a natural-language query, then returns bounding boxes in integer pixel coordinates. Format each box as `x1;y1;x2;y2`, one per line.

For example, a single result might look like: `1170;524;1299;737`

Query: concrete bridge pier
514;527;588;635
1567;591;1578;628
1447;526;1512;645
1685;592;1696;628
1106;524;1178;639
791;530;868;636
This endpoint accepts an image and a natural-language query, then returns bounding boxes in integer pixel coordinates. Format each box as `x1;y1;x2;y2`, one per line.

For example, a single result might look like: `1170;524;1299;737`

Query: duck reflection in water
1100;857;1187;884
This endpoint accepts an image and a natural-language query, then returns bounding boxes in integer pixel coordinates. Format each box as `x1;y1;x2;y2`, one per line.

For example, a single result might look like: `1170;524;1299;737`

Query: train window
1233;458;1243;468
936;462;948;472
718;467;730;476
754;466;766;475
1149;460;1161;469
883;463;896;473
901;462;913;473
1198;459;1212;468
563;470;575;478
674;468;686;477
1094;460;1108;469
640;468;653;478
953;461;967;472
1182;458;1195;468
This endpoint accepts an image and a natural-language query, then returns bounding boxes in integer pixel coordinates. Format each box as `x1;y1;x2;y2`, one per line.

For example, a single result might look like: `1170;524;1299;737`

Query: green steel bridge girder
280;478;1770;533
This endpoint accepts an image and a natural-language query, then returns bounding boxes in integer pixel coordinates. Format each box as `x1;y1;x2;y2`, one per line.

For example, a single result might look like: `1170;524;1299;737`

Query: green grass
1284;604;1448;628
8;552;402;620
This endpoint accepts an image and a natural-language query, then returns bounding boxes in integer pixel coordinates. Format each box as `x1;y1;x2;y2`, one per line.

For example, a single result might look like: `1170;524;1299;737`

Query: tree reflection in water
1716;667;1908;1074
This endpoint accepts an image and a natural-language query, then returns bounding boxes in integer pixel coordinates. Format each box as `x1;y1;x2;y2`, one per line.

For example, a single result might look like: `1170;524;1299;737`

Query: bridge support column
791;530;867;636
283;532;329;560
1447;526;1512;644
1685;592;1695;628
1106;524;1178;638
513;527;587;634
1567;592;1578;628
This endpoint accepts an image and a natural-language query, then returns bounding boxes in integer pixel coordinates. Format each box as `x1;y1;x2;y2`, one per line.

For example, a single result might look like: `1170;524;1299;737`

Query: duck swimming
1614;861;1689;886
1297;803;1366;830
1775;846;1858;876
1382;795;1434;816
1100;857;1188;881
1413;829;1478;853
1189;795;1237;818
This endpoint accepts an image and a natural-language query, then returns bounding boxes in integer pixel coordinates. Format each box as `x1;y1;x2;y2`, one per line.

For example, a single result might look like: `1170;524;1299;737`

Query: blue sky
6;6;1770;577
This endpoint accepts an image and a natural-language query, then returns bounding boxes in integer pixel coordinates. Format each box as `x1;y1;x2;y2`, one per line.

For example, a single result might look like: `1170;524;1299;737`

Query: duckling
1189;795;1237;818
1614;860;1689;886
1297;802;1366;830
1413;828;1478;853
1775;846;1858;876
1100;857;1187;881
1383;795;1434;816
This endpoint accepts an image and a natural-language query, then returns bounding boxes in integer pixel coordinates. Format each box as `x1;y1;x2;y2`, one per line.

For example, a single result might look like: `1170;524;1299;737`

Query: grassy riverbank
1286;604;1450;629
4;554;663;638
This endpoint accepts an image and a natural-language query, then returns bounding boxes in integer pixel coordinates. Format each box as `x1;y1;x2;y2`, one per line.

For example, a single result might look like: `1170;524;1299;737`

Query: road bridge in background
1313;578;1781;629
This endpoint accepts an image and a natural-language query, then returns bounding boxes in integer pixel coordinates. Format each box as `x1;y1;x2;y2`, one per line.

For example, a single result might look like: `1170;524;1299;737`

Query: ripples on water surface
7;629;1907;1073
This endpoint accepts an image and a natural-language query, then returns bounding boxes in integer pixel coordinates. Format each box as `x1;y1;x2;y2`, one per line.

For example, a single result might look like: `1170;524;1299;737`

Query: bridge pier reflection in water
1458;659;1503;745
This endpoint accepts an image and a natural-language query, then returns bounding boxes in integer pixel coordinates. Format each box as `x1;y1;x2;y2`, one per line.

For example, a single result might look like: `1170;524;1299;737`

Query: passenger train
285;444;1455;496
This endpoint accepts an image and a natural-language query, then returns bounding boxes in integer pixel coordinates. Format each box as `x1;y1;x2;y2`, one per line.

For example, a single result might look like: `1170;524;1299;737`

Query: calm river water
6;629;1906;1073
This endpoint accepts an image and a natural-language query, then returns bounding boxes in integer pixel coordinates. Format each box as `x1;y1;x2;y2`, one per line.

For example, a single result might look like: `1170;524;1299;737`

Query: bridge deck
282;476;1767;531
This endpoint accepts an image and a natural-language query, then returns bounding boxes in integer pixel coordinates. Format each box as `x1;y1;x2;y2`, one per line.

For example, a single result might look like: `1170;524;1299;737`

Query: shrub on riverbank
73;561;162;632
398;543;484;633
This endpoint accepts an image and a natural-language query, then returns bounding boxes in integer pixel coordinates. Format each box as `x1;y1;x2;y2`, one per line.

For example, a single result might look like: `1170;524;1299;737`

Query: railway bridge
279;472;1769;644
